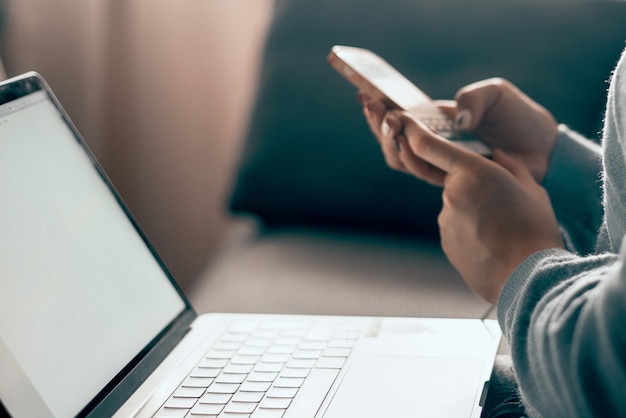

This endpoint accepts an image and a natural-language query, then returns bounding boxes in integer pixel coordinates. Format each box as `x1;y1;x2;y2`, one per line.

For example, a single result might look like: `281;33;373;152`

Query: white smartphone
327;45;490;155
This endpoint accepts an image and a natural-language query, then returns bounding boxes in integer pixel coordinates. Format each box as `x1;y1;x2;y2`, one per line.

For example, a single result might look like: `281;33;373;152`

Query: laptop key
282;368;338;418
154;408;190;418
265;387;298;399
247;371;278;382
327;338;356;348
273;377;304;388
199;392;232;404
221;333;248;343
238;345;266;356
322;347;351;357
213;341;242;351
246;338;273;347
231;391;265;403
173;386;206;398
215;373;247;384
332;329;362;340
279;368;310;378
207;383;240;394
259;397;292;409
285;359;315;369
240;381;272;392
315;356;346;369
224;363;254;374
189;402;225;415
261;353;290;363
292;350;322;360
298;341;326;351
190;367;221;378
163;397;197;409
182;376;214;388
198;358;228;368
206;349;236;359
273;336;301;346
267;344;297;355
254;362;283;373
304;326;335;341
218;413;252;418
231;355;261;365
251;408;286;418
224;401;257;414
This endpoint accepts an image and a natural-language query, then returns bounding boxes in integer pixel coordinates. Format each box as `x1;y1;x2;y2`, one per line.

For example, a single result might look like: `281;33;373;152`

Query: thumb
454;80;505;131
492;149;535;184
433;99;457;120
395;111;476;176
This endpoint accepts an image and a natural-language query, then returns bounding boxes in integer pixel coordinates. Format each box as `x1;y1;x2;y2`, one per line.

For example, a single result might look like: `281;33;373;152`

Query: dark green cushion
229;0;626;238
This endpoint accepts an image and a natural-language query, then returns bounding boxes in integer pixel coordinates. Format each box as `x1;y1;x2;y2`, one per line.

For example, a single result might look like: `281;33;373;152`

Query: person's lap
483;355;526;418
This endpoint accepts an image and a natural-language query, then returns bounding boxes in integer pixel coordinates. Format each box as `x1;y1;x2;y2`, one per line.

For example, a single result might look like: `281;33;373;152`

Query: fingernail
382;120;391;137
455;109;472;130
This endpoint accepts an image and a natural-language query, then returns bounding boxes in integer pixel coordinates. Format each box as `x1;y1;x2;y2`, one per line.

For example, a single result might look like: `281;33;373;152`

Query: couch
188;0;626;413
191;0;626;317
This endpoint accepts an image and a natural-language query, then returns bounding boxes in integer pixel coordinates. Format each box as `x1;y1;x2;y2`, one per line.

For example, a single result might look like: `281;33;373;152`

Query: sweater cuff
543;125;602;205
496;248;573;333
542;125;603;254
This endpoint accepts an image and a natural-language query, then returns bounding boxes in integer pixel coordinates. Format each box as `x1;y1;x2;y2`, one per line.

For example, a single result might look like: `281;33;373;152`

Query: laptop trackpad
324;355;485;418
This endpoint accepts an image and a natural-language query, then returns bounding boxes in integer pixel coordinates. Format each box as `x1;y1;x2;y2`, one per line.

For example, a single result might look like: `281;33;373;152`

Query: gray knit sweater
497;47;626;417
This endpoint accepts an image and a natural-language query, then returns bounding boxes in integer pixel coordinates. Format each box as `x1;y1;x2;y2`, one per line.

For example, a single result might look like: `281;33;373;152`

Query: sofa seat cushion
191;222;490;318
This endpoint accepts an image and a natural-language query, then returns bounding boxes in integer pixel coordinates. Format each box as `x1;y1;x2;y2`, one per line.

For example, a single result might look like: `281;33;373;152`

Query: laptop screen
0;74;188;417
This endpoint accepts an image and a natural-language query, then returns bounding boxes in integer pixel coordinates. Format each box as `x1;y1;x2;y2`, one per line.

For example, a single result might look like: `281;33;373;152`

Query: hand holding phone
327;45;490;155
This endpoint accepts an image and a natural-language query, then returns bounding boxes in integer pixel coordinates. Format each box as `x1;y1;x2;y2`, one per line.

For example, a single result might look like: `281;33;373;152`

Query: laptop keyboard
154;319;367;418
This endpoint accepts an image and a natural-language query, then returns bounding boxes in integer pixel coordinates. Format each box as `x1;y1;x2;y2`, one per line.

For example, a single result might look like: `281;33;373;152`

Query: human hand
360;78;558;185
360;95;448;186
393;112;564;303
440;78;559;183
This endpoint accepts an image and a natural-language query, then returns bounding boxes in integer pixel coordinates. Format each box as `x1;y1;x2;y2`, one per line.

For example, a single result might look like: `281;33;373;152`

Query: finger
491;148;535;184
396;135;446;186
374;114;407;172
382;114;403;139
454;78;511;131
396;111;478;175
364;102;408;172
379;122;407;173
433;99;457;120
363;100;386;138
356;91;372;105
383;114;446;183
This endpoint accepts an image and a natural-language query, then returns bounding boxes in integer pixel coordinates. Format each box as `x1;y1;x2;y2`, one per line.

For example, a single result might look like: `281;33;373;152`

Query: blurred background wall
0;0;274;291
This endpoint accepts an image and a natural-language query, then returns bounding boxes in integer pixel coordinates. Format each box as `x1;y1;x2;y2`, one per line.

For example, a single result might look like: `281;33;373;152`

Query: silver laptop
0;72;501;418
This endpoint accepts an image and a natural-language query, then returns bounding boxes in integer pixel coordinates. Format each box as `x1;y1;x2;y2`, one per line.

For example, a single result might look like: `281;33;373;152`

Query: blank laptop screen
0;85;186;417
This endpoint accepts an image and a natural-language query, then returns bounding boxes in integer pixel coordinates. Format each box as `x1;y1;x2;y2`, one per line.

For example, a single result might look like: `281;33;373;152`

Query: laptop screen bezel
0;72;198;418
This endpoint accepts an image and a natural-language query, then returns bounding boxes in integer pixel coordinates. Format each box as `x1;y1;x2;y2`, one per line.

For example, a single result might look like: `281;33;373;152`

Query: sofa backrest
230;0;626;238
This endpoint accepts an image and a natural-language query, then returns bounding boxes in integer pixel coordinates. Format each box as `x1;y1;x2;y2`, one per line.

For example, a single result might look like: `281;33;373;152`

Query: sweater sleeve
496;47;626;418
497;248;626;417
542;126;603;255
